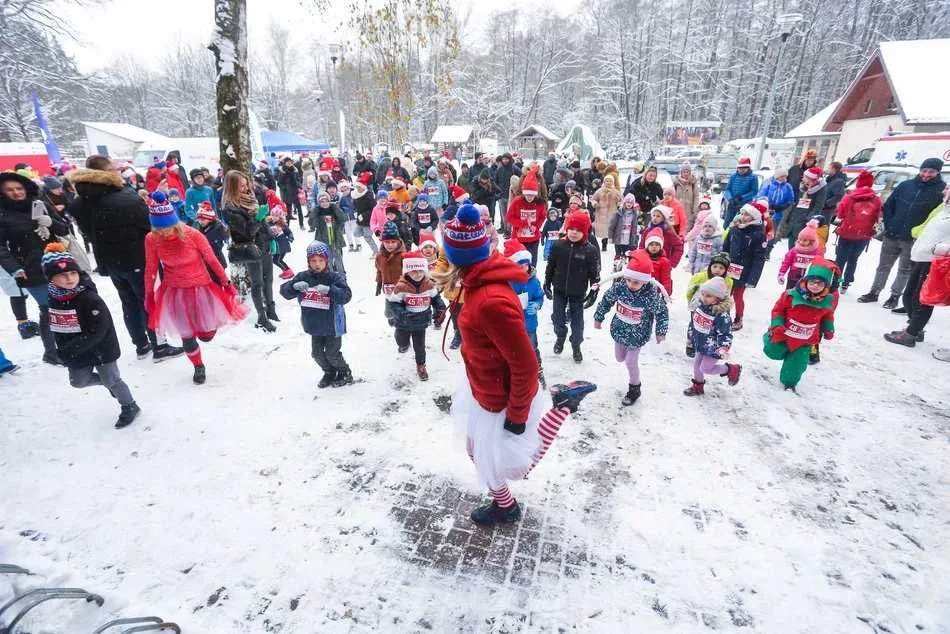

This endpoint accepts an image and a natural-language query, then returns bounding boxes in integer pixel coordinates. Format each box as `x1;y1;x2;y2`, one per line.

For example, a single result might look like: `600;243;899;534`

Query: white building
784;100;841;166
81;122;169;161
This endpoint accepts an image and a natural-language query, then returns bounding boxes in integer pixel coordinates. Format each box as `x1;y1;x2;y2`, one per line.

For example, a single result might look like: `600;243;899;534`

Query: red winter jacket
649;252;673;295
835;187;882;241
638;222;684;267
769;288;837;351
506;196;547;244
458;252;539;424
145;166;163;193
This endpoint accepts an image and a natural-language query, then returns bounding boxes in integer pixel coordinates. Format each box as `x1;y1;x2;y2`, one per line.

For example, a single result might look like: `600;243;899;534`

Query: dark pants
68;362;135;406
551;291;584;346
282;193;303;228
524;241;539;267
273;253;290;272
245;256;275;317
10;293;27;320
449;301;463;343
497;197;509;233
615;245;631;259
109;267;158;348
395;328;426;365
834;238;869;287
904;261;933;335
311;335;347;372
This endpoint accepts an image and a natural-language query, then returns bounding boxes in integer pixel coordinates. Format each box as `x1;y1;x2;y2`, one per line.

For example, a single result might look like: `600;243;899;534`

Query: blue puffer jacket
724;171;759;208
510;274;544;333
757;178;795;209
593;280;669;348
686;296;734;358
279;269;351;336
883;175;946;240
339;194;354;221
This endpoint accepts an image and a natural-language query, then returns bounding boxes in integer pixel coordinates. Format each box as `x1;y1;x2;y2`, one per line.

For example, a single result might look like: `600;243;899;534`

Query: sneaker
683;380;705;396
332;367;354;387
17;321;39;339
572;345;583;363
135;343;152;359
839;284;849;295
193;364;206;385
622;383;642;406
470;501;522;526
553;336;566;355
857;291;879;303
152;344;184;363
417;364;429;381
279;268;294;279
317;370;337;388
725;363;742;386
891;305;908;315
883;330;916;348
915;331;925;343
783;385;797;393
449;333;461;350
42;351;64;366
0;363;20;377
550;380;597;413
732;317;743;331
882;294;900;310
255;317;277;332
115;402;141;429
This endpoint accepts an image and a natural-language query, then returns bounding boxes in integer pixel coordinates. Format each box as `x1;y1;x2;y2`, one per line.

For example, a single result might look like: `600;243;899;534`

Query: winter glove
655;334;666;344
524;302;538;316
594;321;603;330
583;284;600;309
433;308;446;328
293;281;310;292
777;274;785;285
543;283;553;300
12;269;26;281
34;225;50;241
375;281;382;296
503;418;526;435
823;330;834;340
35;215;52;228
314;284;330;294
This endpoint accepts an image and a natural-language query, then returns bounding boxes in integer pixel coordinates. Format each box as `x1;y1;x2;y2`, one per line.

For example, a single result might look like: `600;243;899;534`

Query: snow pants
762;333;811;388
311;335;348;373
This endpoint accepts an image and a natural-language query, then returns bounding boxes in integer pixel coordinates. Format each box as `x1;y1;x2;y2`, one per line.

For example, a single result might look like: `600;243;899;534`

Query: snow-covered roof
785;100;841;138
512;124;559;141
879;39;950;124
81;122;168;144
430;125;474;144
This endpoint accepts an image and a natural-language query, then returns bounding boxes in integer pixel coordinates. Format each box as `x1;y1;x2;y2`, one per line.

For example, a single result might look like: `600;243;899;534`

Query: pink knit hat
797;218;820;244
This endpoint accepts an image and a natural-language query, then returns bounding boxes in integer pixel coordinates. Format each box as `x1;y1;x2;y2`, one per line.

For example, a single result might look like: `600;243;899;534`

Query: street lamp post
327;42;345;152
753;13;803;170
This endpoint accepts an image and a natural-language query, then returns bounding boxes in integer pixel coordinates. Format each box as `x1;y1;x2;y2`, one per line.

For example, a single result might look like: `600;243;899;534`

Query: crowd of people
1;145;948;526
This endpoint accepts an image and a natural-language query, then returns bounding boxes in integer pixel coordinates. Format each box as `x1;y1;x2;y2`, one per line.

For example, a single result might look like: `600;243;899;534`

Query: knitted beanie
442;202;490;267
402;250;428;274
306;240;330;261
652;204;674;223
148;192;178;228
563;211;592;240
521;168;540;196
376;190;389;201
699;276;729;299
622;193;638;208
415;192;429;204
381;221;401;241
502;238;531;265
41;242;80;279
797;218;820;244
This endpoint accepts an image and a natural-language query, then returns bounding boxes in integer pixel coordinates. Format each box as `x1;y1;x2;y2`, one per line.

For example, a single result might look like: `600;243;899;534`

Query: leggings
614;341;641;384
395;328;427;365
272;253;290;272
904;261;933;336
732;284;746;319
693;353;727;382
182;331;216;367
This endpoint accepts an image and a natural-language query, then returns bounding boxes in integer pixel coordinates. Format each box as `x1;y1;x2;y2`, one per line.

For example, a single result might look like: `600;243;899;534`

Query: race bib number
519;227;535;238
547;231;561;240
784;318;816;340
324;215;333;225
383;284;395;296
793;252;815;269
621;220;633;244
417;212;431;224
300;289;330;310
728;263;744;280
519;209;536;237
697;241;713;254
691;310;714;334
796;196;811;209
426;186;439;197
615;301;643;325
404;293;432;312
48;308;81;334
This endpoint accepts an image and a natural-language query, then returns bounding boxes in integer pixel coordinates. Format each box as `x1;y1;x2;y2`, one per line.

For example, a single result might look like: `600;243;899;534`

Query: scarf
48;282;85;302
802;179;826;196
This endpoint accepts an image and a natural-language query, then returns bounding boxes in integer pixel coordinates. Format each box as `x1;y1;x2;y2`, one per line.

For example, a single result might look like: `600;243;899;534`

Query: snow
80;122;169;145
879;39;950;125
512;125;560;142
2;221;950;632
784;100;841;139
557;124;606;161
429;125;474;144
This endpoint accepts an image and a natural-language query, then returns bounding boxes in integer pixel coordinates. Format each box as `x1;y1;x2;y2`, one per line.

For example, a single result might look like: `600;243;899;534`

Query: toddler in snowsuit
643;228;673;296
195;202;228;270
504;239;546;387
689;214;724;274
608;194;639;259
410;193;439;246
541;208;563;261
387;250;446;381
777;218;824;289
763;258;838;390
375;221;407;320
684;276;741;395
593;249;669;406
280;241;353;389
43;243;140;428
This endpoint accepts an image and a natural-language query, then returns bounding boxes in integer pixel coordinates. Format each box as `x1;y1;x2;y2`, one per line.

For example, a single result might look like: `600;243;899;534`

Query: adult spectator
673;163;700;229
0;171;69;364
165;151;190;191
493;153;521;231
779;166;827;249
823;161;847;220
469;171;497;223
833;170;882;294
858;158;946;308
351;152;375;181
542;151;558;186
437;157;457;184
591;175;622;251
374;152;393;187
255;160;276;191
623;161;645;197
276;157;303;226
68;157;183;361
468;152;487;181
457;162;472;193
722;157;759;225
632;166;663;219
549;178;576;214
388;156;412;184
787;149;818;200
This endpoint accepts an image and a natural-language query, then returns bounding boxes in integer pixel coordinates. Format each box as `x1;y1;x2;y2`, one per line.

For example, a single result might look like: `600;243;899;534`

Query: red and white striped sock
490;484;515;508
185;347;203;368
528;406;570;472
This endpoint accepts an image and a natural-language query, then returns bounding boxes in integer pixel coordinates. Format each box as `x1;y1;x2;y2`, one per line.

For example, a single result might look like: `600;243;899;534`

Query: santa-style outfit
505;167;547;266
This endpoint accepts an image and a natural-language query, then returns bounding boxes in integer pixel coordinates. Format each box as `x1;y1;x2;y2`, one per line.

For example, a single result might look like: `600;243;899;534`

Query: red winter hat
737;157;752;169
740;200;769;221
563;210;592;240
804;166;824;182
623;249;654;282
856;170;874;188
521;168;540;196
357;171;373;186
449;184;467;202
402;250;428;274
502;238;531;265
418;231;438;251
644;227;665;248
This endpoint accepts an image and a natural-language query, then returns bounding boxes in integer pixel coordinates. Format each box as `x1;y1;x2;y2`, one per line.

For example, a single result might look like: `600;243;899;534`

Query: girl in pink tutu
144;192;248;384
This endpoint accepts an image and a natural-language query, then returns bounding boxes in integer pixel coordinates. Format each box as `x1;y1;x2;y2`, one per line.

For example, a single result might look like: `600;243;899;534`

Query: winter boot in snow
0;363;20;377
724;363;742;386
572;344;583;363
449;331;462;350
115;402;141;429
882;294;900;310
884;330;916;348
397;344;410;354
255;315;277;332
332;367;354;387
915;330;925;342
318;370;337;388
809;345;821;365
152;344;184;363
417;364;429;381
17;321;39;339
732;316;743;331
266;302;280;322
551;380;597;413
622;383;642;406
553;335;566;355
683;380;705;396
135;342;152;359
685;343;695;358
839;284;848;295
470;500;522;526
193;364;206;385
857;291;879;303
41;351;64;366
891;305;908;315
783;384;797;393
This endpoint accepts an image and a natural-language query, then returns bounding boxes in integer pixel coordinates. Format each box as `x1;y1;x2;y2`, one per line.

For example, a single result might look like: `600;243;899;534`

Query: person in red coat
639;204;684;266
643;228;673;295
506;166;547;266
164;158;187;198
833;170;883;293
145;161;165;193
435;201;596;527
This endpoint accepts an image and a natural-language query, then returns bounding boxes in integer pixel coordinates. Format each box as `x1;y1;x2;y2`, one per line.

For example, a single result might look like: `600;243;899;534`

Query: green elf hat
802;258;839;286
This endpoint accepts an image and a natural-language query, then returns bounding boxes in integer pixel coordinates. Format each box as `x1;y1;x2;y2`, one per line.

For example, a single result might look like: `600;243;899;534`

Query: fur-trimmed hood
707;295;733;316
68;168;126;200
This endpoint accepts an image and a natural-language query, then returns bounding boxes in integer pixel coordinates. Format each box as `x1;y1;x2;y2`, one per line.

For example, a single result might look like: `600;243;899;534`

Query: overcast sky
58;0;572;73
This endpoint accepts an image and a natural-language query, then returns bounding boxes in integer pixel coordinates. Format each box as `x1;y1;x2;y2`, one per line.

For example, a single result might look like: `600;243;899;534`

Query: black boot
882;294;900;310
135;342;152;359
255;315;277;332
553;335;566;355
601;238;608;252
551;380;598;413
857;291;879;304
193;364;206;384
318;370;337;388
622;383;641;406
266;302;280;322
470;500;522;526
572;344;583;363
38;310;60;363
115;402;141;428
332;366;354;387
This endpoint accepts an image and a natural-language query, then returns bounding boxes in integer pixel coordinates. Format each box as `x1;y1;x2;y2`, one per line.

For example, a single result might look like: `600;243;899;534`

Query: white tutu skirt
453;381;549;489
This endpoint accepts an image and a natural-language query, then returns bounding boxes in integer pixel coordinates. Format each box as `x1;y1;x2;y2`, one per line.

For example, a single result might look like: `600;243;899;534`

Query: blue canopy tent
261;130;330;153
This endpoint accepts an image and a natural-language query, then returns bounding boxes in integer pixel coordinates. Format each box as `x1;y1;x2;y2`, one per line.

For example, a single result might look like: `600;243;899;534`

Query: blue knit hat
415;192;429;203
306;240;330;261
376;190;389;201
442;201;490;267
381;221;401;241
148;192;178;228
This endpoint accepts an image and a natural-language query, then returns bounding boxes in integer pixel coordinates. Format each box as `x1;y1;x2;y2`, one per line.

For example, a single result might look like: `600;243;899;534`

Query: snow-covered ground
1;223;949;633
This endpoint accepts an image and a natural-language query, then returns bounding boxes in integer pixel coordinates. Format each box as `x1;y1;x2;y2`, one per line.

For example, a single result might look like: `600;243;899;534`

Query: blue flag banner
31;93;62;164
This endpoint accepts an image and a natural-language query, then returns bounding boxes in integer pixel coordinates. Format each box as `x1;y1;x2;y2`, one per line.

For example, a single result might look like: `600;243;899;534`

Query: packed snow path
1;231;948;633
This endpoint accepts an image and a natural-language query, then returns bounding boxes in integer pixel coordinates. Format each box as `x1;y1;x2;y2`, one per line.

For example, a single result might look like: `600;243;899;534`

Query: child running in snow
280;240;354;389
144;192;248;384
763;258;838;391
375;221;407;320
541;207;563;261
383;202;413;251
387;249;446;381
593;249;669;406
643;228;673;295
369;190;391;237
608;194;640;260
685;252;733;357
503;239;546;387
684;199;713;256
684;276;741;396
689;214;724;275
195;202;228;270
42;243;141;428
410;193;438;246
777;218;824;289
639;204;684;266
722;201;768;331
270;214;295;279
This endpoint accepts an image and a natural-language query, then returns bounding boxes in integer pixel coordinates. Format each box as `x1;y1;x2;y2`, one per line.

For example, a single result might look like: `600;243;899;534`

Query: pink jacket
370;202;389;235
685;208;712;245
778;245;825;280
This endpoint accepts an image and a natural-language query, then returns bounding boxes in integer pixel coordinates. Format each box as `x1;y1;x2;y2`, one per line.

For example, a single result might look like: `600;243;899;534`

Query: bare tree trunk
209;0;251;175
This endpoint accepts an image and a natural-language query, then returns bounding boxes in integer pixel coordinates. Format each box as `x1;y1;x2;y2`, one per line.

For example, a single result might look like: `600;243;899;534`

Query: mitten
777;274;785;284
35;215;52;228
34;225;50;240
293;281;310;292
594;321;603;329
583;285;599;309
314;284;330;294
503;418;526;435
823;330;834;340
433;308;446;328
543;283;553;300
375;281;382;296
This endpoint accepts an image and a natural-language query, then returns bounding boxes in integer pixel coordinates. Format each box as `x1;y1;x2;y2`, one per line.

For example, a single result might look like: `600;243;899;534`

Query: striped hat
148;192;178;228
306;240;330;261
442;201;490;268
196;201;216;222
42;242;80;279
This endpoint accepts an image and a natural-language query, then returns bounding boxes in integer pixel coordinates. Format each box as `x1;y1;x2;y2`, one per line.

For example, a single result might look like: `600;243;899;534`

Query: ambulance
843;132;950;174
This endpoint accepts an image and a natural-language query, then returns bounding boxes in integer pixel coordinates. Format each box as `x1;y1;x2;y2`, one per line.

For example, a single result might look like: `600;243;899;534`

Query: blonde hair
431;260;461;293
221;170;255;211
152;223;187;240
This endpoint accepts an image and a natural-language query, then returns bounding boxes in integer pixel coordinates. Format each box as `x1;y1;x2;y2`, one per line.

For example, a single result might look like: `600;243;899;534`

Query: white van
842;132;950;174
720;138;796;171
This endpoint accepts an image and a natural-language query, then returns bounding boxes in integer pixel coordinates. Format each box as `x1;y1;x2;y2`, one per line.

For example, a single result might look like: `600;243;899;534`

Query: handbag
228;242;262;263
57;235;93;272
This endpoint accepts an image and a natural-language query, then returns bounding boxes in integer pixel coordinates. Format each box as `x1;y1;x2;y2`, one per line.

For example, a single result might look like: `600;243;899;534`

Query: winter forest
2;0;950;150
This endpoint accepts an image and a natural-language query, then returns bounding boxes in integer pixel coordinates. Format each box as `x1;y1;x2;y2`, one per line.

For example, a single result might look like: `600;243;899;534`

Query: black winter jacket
544;238;601;298
0;192;69;287
632;178;664;215
49;275;122;368
469;179;496;210
410;204;439;233
279;268;351;336
308;204;348;251
883;175;947;240
224;203;269;253
353;193;374;227
823;172;847;214
197;219;229;266
723;222;767;287
277;166;301;201
67;168;150;271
